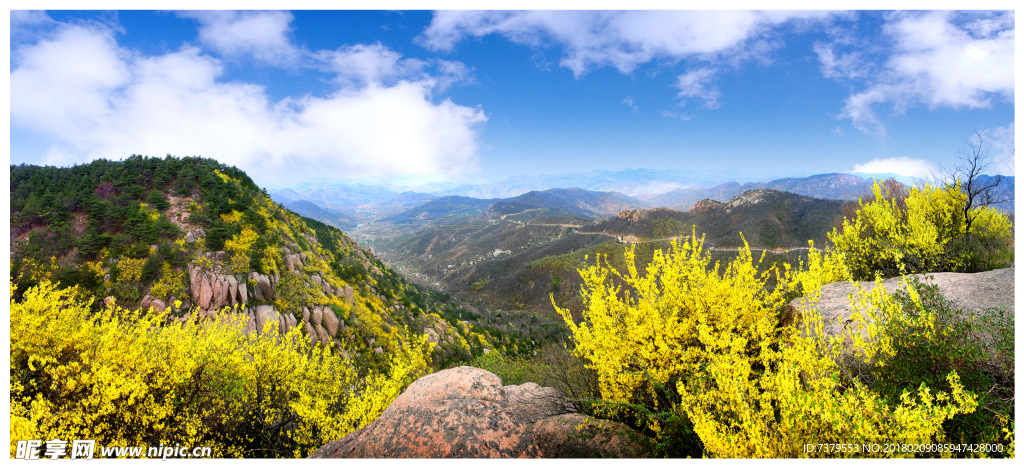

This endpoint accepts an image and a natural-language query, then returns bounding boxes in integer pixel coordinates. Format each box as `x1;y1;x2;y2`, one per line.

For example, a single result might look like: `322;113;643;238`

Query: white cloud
812;41;869;80
11;20;488;186
316;43;428;87
178;11;301;67
11;10;54;30
622;97;637;112
674;67;721;108
418;10;837;77
851;157;937;177
10;25;131;139
982;122;1015;175
834;11;1014;138
661;110;693;121
314;44;474;93
178;12;476;94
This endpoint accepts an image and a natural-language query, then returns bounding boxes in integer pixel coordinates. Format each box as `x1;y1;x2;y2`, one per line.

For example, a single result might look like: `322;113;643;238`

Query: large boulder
533;413;641;458
322;307;340;337
254;305;279;334
424;328;440;345
257;274;274;300
309;367;641;458
243;310;257;335
189;267;201;303
311;306;324;326
212;277;226;310
790;268;1014;350
140;295;153;311
236;275;248;304
304;322;317;347
199;275;213;310
315;324;330;347
225;276;238;306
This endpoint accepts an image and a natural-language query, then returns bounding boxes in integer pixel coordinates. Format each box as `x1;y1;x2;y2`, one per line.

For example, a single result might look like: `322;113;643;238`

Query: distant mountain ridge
270;170;1015;218
588;189;849;248
644;173;874;211
383;188;650;224
269;168;811;207
283;200;359;230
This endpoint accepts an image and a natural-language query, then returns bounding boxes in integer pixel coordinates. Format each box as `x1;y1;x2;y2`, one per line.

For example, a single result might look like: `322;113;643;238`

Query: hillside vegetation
10;157;1014;458
9;156;546;457
472;178;1014;457
591;189;848;248
363;189;848;315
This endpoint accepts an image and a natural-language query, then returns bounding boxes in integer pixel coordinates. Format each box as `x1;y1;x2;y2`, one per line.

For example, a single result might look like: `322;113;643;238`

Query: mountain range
382;188;649;224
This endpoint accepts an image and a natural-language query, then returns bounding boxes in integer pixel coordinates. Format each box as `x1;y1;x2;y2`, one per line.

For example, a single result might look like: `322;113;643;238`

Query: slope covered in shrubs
9;155;543;457
474;179;1014;457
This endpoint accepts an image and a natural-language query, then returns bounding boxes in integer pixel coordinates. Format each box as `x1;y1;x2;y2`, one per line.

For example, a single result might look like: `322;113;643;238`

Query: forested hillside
591;189;849;248
10;156;539;369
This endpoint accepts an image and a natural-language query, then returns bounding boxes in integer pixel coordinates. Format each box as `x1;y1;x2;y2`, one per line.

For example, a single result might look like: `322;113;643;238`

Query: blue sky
9;9;1015;189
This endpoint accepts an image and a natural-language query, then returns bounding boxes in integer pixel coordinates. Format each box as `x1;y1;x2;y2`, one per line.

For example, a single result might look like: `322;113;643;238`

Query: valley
335;183;856;319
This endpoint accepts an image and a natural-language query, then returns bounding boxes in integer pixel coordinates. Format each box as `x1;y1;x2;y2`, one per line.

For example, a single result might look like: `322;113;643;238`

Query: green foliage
146;190;171;211
469;350;534;385
651;217;683;238
550;275;562;293
10;156;254;293
874;275;1015;451
111;282;141;305
205;222;233;251
141;255;161;283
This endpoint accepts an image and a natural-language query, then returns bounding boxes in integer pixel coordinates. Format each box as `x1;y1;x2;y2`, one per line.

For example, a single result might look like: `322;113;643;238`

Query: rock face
790;268;1014;349
310;367;640;458
792;268;1014;327
188;266;253;314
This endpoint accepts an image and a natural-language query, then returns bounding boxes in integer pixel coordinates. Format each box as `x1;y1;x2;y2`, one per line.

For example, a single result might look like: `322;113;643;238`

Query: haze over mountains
270;170;1014;230
382;188;649;224
269;169;897;211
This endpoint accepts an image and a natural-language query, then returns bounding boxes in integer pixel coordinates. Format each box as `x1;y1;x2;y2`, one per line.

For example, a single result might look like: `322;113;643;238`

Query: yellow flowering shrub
830;179;1012;279
116;257;148;283
220;210;243;225
138;202;160;222
555;234;978;457
224;227;259;273
11;280;433;458
149;263;185;301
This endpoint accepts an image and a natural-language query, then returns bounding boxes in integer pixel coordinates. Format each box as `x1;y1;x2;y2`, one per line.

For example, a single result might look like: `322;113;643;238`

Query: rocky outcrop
309;367;641;458
790;268;1014;349
533;413;641;458
189;266;252;312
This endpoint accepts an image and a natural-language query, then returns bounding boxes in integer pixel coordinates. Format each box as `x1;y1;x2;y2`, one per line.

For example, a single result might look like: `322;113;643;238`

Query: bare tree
941;132;1014;240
